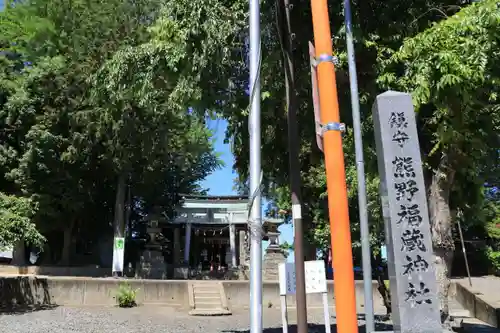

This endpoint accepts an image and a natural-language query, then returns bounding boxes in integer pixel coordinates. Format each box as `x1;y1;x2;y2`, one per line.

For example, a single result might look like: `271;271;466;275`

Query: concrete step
188;308;231;316
188;281;231;316
193;287;219;293
454;278;500;328
450;308;472;319
195;299;222;305
194;295;221;300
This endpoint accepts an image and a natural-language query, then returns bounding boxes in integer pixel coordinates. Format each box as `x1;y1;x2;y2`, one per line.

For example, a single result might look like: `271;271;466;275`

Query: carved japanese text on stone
373;91;441;333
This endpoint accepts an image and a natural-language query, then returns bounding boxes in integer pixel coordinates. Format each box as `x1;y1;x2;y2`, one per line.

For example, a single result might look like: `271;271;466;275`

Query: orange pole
310;2;359;333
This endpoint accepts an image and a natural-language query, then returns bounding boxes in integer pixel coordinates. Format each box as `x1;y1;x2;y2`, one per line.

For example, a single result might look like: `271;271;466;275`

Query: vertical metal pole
322;292;332;333
278;0;308;332
456;219;472;287
343;1;374;332
310;0;359;330
280;295;289;333
249;0;262;329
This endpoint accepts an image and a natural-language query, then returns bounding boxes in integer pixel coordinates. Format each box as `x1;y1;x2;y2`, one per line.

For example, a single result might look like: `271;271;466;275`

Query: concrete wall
0;276;383;311
455;281;499;328
223;280;383;310
0;265;111;277
0;276;189;308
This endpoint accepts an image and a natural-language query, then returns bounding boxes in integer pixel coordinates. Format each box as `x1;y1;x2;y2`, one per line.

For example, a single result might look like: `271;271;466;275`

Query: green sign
115;238;125;250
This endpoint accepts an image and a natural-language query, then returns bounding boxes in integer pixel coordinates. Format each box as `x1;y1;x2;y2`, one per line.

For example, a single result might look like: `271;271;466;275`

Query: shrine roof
180;194;249;202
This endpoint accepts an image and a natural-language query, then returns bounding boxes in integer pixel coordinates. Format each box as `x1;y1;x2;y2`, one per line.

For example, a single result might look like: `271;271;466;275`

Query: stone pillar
183;223;191;264
373;91;441;333
173;227;180;265
238;230;247;267
229;224;237;267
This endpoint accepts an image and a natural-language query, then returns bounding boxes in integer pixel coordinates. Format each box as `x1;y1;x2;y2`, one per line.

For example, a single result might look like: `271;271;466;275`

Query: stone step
188;308;231;316
188;281;231;316
193;286;219;292
194;295;220;300
450;308;472;319
454;278;500;328
195;301;223;308
195;297;222;304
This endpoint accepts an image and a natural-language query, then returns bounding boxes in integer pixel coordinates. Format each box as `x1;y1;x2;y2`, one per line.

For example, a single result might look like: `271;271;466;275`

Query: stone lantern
262;217;286;280
138;217;170;279
263;217;283;251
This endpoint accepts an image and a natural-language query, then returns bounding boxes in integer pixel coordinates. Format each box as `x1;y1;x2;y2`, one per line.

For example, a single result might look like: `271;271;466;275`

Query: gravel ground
0;306;393;333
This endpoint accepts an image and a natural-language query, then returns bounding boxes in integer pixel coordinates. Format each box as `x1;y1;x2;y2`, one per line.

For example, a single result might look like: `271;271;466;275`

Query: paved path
0;306;393;333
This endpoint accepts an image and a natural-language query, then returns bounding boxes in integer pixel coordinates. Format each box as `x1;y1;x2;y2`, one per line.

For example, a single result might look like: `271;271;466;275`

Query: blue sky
201;119;295;262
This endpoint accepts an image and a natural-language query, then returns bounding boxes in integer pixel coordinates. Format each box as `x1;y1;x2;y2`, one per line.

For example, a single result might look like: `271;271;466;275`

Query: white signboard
112;237;125;273
279;263;296;295
278;260;327;296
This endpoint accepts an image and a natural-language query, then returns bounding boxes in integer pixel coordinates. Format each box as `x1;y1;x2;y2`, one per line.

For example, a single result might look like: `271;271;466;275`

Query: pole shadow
222;320;394;333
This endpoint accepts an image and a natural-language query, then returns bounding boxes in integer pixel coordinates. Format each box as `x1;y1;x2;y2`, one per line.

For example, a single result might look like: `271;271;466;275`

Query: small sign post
278;260;331;333
112;237;125;276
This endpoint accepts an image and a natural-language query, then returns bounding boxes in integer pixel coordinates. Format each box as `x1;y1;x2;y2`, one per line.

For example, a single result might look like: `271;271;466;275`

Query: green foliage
0;193;44;248
0;0;221;264
214;0;499;266
116;282;138;308
219;0;481;257
484;188;500;273
378;0;500;183
280;242;293;253
486;247;500;274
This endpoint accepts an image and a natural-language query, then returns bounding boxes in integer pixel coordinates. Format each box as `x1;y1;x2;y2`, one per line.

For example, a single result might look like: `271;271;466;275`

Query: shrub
486;246;500;275
116;282;138;308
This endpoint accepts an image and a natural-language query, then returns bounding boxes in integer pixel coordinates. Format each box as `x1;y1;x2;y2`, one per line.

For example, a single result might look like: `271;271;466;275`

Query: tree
0;0;220;265
165;0;498;321
0;193;44;249
378;0;500;319
222;0;477;261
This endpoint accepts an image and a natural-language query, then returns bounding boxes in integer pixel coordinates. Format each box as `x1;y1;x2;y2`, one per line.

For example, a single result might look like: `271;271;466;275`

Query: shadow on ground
0;304;58;315
224;314;393;333
0;276;57;314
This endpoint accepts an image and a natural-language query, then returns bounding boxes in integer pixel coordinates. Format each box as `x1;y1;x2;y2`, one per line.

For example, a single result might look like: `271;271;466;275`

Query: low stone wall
0;265;111;277
223;280;384;310
0;276;384;311
0;276;189;308
455;280;500;328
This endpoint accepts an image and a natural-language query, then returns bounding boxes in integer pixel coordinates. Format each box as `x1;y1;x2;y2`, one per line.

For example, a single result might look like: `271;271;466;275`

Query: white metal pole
343;1;374;332
249;0;262;330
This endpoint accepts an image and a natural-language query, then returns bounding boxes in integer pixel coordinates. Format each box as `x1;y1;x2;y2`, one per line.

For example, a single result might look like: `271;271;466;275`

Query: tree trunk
377;273;392;317
11;239;26;266
125;184;132;233
60;219;76;265
428;153;456;324
113;173;127;239
372;252;391;317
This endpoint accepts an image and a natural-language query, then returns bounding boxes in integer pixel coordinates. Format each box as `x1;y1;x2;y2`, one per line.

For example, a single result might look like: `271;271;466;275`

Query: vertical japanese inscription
389;109;430;301
373;91;440;333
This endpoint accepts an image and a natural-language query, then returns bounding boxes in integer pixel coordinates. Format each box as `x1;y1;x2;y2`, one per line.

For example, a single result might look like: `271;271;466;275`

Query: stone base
174;266;190;279
137;249;167;279
263;250;286;280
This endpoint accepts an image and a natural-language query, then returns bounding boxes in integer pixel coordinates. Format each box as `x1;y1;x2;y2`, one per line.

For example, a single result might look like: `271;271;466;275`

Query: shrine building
140;194;285;280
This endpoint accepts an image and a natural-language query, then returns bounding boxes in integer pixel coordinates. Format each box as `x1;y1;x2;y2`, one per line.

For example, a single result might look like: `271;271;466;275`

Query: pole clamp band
312;53;339;66
322;122;346;133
